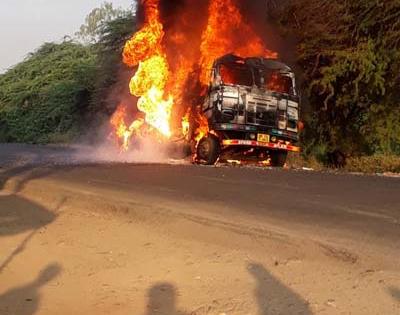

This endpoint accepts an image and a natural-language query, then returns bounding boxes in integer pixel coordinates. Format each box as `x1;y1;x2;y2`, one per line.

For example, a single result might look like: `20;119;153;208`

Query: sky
0;0;134;73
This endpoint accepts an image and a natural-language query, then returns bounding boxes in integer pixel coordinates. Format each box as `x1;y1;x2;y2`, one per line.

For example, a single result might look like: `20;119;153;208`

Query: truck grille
246;101;276;127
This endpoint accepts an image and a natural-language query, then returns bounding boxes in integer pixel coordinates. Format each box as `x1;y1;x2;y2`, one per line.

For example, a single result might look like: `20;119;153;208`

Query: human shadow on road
0;263;61;315
145;283;189;315
248;263;313;315
388;286;400;302
0;194;57;237
0;147;42;191
0;165;55;194
0;195;62;273
0;143;79;193
0;164;37;191
0;145;97;195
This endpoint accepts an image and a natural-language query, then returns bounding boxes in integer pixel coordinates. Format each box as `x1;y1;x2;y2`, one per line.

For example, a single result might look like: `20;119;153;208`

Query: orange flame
181;112;190;137
110;104;144;151
110;0;278;151
199;0;277;85
122;0;172;138
195;114;210;143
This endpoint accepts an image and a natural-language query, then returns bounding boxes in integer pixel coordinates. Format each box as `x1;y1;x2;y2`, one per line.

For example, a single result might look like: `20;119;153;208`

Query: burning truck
110;0;301;166
189;54;300;166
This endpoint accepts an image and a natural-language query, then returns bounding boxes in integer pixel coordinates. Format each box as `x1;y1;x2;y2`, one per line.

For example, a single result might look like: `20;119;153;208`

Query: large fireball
111;0;278;151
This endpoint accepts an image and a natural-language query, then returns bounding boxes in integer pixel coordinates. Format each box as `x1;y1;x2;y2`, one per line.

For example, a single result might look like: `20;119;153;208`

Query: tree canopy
279;0;400;156
76;2;132;43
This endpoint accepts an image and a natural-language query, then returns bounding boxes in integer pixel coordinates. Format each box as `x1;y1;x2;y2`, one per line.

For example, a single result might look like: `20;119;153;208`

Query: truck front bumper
222;139;300;152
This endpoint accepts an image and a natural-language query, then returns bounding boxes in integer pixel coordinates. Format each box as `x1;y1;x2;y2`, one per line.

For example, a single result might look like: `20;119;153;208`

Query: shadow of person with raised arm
0;195;57;238
0;164;56;194
0;263;62;315
0;198;64;274
0;146;43;191
0;143;79;193
248;262;313;315
145;283;189;315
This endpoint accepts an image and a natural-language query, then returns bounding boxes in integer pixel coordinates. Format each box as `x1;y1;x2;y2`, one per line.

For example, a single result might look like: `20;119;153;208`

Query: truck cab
195;54;301;166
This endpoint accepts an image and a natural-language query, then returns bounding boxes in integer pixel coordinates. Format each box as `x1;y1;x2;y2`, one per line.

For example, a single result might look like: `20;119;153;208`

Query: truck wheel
196;136;221;165
270;150;288;167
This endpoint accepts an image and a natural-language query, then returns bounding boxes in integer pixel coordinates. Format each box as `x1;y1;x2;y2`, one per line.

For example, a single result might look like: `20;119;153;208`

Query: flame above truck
110;0;301;166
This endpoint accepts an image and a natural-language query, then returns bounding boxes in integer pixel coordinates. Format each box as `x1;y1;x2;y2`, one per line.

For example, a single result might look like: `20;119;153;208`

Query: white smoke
67;116;191;165
82;138;177;164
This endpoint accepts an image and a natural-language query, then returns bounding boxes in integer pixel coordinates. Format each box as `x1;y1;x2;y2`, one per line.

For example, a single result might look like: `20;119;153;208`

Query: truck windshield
263;70;293;94
219;63;253;86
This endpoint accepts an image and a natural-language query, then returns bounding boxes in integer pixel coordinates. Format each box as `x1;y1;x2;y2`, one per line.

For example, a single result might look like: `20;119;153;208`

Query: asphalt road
1;144;399;260
61;165;400;254
1;144;400;314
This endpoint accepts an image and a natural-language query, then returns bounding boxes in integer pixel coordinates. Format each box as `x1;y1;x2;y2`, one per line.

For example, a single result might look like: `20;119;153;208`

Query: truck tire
270;150;288;167
196;136;221;165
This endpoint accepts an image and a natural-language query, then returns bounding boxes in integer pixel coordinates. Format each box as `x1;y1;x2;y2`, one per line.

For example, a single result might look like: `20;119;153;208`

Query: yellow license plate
257;133;270;143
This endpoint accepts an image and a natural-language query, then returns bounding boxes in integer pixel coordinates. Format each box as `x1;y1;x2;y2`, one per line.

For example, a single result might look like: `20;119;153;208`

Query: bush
345;155;400;174
0;42;97;143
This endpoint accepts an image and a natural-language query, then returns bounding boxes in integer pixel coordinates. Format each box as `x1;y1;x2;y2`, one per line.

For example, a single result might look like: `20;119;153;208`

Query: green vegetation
90;13;137;117
76;2;132;43
345;155;400;174
0;3;135;143
277;0;400;162
0;42;97;143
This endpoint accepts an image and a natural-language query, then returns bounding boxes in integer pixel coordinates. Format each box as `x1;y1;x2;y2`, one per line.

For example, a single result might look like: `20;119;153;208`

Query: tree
89;13;137;117
76;1;132;43
278;0;400;156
